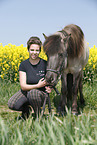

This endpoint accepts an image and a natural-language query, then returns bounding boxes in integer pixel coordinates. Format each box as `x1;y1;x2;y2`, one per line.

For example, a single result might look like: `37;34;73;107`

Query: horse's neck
64;39;89;74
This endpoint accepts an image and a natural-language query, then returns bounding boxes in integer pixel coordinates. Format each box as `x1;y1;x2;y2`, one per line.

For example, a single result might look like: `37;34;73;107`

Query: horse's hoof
58;111;66;117
57;106;61;112
61;111;66;116
57;106;66;116
72;112;78;116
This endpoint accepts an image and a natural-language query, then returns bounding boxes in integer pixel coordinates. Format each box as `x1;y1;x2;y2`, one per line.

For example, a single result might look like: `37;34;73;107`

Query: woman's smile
29;44;40;60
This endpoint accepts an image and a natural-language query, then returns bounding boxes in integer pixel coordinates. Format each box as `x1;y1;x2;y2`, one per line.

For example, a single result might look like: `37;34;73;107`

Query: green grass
0;80;97;145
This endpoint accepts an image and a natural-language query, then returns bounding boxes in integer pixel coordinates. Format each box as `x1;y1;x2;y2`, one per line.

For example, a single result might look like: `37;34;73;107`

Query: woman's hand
37;78;47;88
19;72;47;91
45;86;53;93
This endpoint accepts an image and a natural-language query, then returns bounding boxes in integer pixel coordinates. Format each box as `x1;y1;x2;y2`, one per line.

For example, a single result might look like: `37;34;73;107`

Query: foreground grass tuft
0;80;97;144
0;111;97;144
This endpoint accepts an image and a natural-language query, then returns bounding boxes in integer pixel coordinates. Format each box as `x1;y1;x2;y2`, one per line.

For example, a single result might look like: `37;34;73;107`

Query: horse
43;24;89;115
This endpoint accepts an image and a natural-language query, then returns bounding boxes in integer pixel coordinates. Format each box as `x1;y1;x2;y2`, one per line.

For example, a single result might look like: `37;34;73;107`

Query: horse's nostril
49;77;53;84
45;73;56;85
46;77;51;84
51;77;53;81
46;76;54;84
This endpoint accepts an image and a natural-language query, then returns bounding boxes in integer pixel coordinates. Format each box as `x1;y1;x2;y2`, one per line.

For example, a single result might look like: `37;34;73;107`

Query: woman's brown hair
27;36;42;51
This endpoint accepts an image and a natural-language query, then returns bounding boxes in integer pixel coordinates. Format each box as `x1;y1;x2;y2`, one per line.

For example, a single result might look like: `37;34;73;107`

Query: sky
0;0;97;48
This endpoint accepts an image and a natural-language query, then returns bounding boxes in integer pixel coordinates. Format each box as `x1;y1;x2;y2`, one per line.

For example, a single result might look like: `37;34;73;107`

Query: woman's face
29;44;40;60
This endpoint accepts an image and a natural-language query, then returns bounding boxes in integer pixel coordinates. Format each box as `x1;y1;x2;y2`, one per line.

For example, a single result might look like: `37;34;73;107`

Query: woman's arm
19;71;46;91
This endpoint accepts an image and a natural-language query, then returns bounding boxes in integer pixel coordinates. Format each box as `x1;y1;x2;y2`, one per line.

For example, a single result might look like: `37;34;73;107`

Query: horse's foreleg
60;74;67;114
79;71;85;105
72;73;80;115
67;73;73;103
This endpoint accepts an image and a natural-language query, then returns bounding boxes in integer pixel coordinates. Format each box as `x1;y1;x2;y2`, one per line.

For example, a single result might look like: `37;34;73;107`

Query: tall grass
0;111;97;145
0;80;97;144
0;80;20;106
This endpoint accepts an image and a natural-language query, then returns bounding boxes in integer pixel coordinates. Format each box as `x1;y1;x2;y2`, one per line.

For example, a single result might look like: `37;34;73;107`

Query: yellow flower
11;61;15;66
93;64;95;69
2;68;5;71
1;75;4;79
83;67;85;70
14;78;17;82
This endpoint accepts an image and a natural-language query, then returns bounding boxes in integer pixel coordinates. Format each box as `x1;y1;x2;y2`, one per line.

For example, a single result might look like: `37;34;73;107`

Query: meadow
0;43;97;144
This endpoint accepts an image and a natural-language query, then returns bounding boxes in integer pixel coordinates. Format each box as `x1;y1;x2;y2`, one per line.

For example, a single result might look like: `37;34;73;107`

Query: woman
8;36;51;119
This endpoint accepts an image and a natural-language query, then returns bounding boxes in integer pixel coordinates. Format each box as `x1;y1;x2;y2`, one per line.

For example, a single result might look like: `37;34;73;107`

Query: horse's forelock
43;35;62;56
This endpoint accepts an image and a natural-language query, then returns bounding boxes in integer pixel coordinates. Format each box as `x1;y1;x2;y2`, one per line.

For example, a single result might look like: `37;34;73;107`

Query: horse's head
43;32;70;86
45;52;65;86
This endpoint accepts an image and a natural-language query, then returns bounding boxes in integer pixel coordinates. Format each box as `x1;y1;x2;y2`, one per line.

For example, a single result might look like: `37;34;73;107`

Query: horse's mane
43;24;84;58
64;24;84;58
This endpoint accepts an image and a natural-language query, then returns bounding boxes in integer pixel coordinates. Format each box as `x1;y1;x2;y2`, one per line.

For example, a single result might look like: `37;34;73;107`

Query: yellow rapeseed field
0;43;47;82
0;43;97;82
83;45;97;83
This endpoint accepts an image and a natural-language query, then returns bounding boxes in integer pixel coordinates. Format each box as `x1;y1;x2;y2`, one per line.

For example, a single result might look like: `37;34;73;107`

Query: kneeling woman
8;36;51;119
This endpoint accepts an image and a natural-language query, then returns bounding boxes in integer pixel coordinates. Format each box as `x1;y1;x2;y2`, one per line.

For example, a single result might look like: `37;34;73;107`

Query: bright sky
0;0;97;47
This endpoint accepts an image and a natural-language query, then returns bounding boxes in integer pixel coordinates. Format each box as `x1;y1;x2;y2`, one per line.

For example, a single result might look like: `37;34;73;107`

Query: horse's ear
67;33;71;39
42;33;48;39
64;33;71;40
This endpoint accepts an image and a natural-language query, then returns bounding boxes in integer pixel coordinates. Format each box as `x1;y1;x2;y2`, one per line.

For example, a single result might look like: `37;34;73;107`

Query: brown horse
43;24;89;115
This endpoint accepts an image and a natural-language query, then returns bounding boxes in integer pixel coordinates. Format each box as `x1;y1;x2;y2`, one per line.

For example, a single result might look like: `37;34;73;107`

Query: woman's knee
8;100;13;109
27;89;43;100
8;90;28;111
8;98;17;110
8;97;19;110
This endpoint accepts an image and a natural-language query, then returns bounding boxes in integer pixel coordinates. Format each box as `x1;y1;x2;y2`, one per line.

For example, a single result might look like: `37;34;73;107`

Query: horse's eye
59;53;63;58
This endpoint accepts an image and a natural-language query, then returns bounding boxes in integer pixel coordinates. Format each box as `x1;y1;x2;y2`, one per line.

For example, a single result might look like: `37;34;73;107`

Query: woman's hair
27;36;42;51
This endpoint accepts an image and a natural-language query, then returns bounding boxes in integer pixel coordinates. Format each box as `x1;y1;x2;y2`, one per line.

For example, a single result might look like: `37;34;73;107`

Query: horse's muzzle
45;73;57;87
